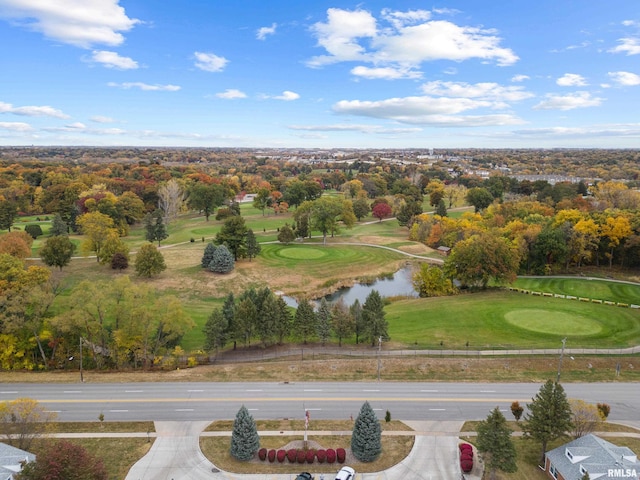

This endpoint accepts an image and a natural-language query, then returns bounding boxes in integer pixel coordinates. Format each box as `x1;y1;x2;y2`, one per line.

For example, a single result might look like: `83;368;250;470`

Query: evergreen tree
245;228;261;261
50;213;68;236
274;296;292;344
477;407;518;480
222;292;236;347
144;209;169;246
522;380;574;465
209;244;235;273
351;401;382;462
316;298;332;345
203;307;227;351
216;215;247;260
201;242;217;268
230;405;260;461
350;299;364;344
234;297;257;347
277;223;296;244
255;289;278;346
294;298;317;344
435;198;448;217
362;290;389;346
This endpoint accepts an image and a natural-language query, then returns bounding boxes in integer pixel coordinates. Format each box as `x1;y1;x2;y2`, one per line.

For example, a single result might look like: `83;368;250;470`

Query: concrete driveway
126;421;467;480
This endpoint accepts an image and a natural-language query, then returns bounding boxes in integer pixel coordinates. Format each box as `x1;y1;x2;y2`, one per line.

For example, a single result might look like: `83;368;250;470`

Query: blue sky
1;1;639;149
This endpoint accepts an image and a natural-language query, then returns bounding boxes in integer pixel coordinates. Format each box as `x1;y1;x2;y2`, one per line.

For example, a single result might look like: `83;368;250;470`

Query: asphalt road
1;382;637;423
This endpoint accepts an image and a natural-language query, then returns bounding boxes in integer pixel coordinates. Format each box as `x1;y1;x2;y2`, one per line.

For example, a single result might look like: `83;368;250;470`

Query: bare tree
569;399;602;438
158;179;184;224
0;398;57;450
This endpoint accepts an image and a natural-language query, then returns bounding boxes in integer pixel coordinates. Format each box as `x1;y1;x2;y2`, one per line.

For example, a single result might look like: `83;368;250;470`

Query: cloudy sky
1;0;639;148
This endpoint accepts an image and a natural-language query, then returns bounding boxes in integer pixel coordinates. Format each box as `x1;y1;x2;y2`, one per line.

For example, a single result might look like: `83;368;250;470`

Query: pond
281;265;418;308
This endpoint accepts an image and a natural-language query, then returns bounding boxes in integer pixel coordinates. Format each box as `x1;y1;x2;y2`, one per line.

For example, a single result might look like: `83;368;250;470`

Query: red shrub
297;450;306;464
336;448;346;463
306;450;315;464
258;448;267;461
277;450;286;463
460;452;473;462
326;449;336;464
461;458;473;473
287;449;297;463
316;449;326;463
268;449;276;463
459;443;473;452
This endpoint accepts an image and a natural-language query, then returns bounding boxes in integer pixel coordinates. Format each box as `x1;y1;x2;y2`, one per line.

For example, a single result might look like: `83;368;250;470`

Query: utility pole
556;337;567;383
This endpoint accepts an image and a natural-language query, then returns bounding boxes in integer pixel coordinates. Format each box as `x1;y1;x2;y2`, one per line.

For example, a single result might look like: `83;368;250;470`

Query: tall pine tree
230;405;260;461
294;298;317;344
245;228;261;261
477;407;517;480
351;401;382;462
362;290;389;346
316;298;332;346
522;380;573;465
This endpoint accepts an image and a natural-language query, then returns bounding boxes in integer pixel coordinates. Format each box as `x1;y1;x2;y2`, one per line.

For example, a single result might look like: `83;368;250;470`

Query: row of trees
203;288;389;352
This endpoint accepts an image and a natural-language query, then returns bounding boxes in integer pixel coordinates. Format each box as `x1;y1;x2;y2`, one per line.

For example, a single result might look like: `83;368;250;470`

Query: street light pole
556;337;567;383
79;336;84;383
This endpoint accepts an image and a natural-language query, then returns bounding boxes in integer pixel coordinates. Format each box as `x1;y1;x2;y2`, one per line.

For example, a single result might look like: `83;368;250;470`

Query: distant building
544;434;640;480
0;443;36;480
436;246;451;256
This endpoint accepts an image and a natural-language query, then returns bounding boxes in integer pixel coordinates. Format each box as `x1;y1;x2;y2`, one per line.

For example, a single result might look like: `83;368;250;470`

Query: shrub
306;450;315;463
326;448;336;464
459;443;473;452
25;224;43;239
268;449;276;463
296;450;306;464
287;449;297;463
460;452;473;461
337;448;346;463
258;448;267;461
277;450;286;463
111;252;129;270
190;237;195;243
461;458;473;473
316;449;326;463
597;403;611;419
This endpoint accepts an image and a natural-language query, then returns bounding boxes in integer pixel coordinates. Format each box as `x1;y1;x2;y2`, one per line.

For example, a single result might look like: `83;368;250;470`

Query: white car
335;466;355;480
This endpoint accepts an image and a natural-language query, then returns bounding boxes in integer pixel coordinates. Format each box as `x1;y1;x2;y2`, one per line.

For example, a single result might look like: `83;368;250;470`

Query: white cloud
273;91;300;101
557;73;587;87
107;82;181;91
307;8;518;70
608;71;640;86
610;37;640;55
215;89;247;99
0;0;139;48
0;122;33;132
90;115;115;123
514;124;640;138
420;81;534;102
351;65;421;80
308;8;377;66
288;123;422;134
257;23;277;40
194;52;228;72
511;74;530;82
90;50;138;69
533;91;603;110
0;101;69;118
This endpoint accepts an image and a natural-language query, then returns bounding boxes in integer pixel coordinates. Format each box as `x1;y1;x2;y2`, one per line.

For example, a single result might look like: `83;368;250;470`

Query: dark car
296;473;314;480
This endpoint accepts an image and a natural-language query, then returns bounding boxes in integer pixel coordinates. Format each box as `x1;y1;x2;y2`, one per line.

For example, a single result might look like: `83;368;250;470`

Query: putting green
277;247;327;260
504;309;602;336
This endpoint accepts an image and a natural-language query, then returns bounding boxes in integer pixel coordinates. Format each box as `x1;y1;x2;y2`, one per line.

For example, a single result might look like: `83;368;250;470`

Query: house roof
0;443;36;480
546;434;639;480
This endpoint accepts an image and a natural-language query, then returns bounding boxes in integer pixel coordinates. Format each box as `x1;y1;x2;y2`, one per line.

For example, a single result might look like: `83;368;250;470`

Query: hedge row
258;448;346;464
459;443;473;473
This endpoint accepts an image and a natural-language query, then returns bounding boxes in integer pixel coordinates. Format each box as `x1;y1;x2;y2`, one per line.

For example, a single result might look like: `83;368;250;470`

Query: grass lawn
386;290;640;349
513;277;640;305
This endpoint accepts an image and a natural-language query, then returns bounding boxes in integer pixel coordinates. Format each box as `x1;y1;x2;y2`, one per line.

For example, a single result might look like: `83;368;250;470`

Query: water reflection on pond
281;265;417;308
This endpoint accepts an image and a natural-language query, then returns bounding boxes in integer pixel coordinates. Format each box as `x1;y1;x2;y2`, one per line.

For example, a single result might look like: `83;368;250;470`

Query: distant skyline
1;1;639;149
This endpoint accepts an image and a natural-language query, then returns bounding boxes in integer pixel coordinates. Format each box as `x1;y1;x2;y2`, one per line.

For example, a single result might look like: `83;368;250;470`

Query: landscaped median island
200;417;415;474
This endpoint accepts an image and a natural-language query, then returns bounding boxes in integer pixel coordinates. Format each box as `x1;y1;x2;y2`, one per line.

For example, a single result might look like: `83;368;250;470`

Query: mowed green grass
513;277;640;305
386;290;640;349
